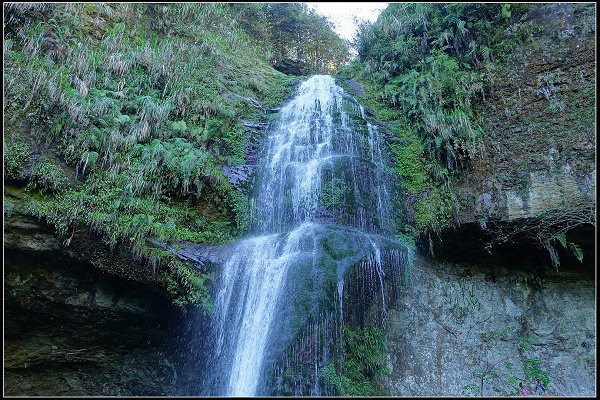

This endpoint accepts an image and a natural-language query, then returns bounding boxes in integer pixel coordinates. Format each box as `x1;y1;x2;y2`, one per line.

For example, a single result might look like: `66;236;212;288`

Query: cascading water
205;75;411;396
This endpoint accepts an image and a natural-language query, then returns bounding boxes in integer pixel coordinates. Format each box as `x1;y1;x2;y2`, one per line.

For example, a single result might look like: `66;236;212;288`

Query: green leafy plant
4;141;31;180
554;233;585;264
522;358;549;389
339;3;531;236
320;325;388;396
28;158;70;192
516;271;546;290
466;326;550;396
164;259;214;311
4;3;315;308
569;242;583;262
320;178;348;208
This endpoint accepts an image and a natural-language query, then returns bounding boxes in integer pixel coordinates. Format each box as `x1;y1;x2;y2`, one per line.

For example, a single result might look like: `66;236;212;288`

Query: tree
264;3;349;75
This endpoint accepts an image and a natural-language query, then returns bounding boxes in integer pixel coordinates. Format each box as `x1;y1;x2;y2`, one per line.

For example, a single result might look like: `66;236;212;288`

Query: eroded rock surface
383;258;595;396
455;3;596;224
3;211;199;396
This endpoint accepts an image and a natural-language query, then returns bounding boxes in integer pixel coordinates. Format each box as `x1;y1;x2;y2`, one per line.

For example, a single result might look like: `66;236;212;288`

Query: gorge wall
454;3;595;226
4;209;195;396
379;4;596;397
343;3;596;397
382;257;595;397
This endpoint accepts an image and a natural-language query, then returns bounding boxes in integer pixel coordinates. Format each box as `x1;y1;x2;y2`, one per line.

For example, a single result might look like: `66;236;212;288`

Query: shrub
29;158;70;192
320;325;388;396
4;141;31;180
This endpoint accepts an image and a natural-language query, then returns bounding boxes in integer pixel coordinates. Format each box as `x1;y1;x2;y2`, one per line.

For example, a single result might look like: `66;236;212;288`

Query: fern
5;2;302;308
554;232;567;248
568;242;583;263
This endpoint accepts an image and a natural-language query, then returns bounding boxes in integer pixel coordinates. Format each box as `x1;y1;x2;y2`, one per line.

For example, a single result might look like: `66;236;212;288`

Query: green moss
261;73;302;109
388;123;428;194
3;3;341;310
337;69;459;236
395;232;416;250
319;178;348;208
414;186;456;232
336;4;549;237
322;231;356;261
22;170;221;310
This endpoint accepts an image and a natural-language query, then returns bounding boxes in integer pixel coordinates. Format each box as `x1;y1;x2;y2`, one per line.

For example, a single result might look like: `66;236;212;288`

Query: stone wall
382;256;596;396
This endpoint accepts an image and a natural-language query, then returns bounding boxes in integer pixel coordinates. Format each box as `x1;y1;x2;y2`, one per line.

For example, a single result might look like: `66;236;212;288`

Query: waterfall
253;75;343;232
213;223;318;395
206;75;411;396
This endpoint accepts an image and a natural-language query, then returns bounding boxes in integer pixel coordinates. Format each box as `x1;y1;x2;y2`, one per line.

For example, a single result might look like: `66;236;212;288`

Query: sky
305;2;388;42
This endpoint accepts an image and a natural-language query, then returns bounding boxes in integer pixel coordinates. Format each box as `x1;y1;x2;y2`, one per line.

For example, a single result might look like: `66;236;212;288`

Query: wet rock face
3;212;62;252
343;79;366;98
222;164;256;191
4;248;187;396
456;3;596;224
382;258;595;396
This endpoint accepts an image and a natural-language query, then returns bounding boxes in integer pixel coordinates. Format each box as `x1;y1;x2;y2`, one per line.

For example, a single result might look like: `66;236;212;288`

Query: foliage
517;335;539;352
163;259;214;311
341;3;530;236
264;3;349;75
320;325;388;396
261;74;303;109
568;242;583;263
555;233;584;263
413;186;457;232
4;140;31;180
536;72;558;100
465;325;550;396
3;2;311;308
319;178;347;208
554;232;567;249
381;51;484;169
387;122;427;194
24;169;238;251
140;3;349;76
395;232;416;250
23;174;215;310
336;74;457;237
355;3;530;78
484;203;592;271
516;271;545;290
28;157;70;192
350;3;522;168
522;358;549;389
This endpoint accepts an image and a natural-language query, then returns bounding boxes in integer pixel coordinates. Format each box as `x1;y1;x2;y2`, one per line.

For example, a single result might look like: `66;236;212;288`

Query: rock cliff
425;2;595;272
455;3;595;225
383;257;595;396
4;209;196;396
